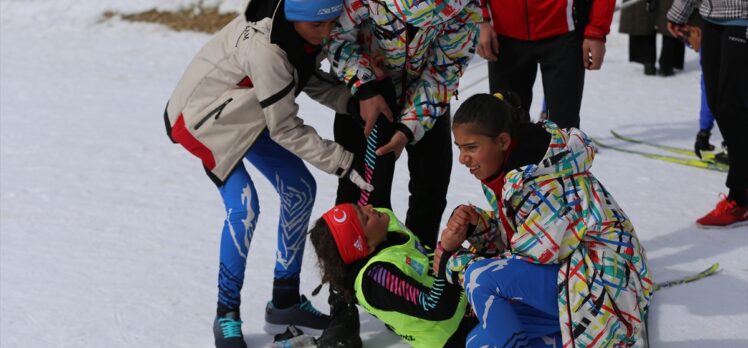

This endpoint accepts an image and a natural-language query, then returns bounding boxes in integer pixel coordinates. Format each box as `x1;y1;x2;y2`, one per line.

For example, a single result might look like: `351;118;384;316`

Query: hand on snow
348;168;374;192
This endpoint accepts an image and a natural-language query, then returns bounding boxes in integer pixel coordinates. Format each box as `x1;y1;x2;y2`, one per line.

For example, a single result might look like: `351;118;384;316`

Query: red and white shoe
696;194;748;229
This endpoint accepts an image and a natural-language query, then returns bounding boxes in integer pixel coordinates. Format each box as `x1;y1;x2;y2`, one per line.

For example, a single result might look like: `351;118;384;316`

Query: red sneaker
696;194;748;229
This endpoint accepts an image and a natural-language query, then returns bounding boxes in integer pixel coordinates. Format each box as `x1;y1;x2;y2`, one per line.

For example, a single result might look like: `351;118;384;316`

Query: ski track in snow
1;1;746;347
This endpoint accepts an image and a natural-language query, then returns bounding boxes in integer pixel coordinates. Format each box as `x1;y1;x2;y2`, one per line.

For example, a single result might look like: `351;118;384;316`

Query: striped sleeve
360;262;464;321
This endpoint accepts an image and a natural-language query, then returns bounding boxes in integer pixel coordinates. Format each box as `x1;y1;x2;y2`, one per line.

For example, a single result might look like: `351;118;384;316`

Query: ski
591;138;729;173
609;130;724;163
653;262;720;291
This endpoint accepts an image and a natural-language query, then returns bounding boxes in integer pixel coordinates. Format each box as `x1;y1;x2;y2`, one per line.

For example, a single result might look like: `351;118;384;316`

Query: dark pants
334;112;452;249
628;34;685;70
488;31;585;129
700;21;748;194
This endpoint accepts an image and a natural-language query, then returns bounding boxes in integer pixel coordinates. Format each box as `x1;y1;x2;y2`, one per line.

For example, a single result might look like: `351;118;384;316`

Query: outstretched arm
360;262;465;320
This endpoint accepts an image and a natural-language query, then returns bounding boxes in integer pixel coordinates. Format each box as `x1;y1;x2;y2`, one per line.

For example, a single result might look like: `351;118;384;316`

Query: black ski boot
694;130;715;158
316;288;363;348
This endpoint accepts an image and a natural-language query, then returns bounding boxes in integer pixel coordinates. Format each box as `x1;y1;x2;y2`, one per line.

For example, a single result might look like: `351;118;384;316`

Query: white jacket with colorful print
326;0;481;143
446;122;653;347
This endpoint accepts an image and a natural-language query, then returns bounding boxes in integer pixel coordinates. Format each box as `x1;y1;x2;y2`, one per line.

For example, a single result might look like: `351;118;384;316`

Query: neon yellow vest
354;209;468;348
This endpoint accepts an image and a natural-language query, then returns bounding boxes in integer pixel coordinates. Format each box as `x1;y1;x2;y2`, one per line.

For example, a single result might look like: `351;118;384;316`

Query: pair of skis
593;130;729;173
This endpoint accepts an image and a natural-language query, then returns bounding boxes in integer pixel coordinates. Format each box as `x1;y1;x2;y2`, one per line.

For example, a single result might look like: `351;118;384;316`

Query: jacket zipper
525;0;531;40
194;97;233;130
565;262;576;348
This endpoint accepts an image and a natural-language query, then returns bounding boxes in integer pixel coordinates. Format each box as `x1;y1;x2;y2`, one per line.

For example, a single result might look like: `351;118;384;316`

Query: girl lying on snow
309;203;561;348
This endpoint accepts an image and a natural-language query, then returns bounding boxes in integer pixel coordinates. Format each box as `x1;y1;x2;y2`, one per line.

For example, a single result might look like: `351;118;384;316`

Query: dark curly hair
453;91;529;138
308;217;357;302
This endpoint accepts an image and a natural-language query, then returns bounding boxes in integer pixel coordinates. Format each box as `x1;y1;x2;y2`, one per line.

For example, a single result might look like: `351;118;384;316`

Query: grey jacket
667;0;748;23
165;9;354;184
620;0;678;36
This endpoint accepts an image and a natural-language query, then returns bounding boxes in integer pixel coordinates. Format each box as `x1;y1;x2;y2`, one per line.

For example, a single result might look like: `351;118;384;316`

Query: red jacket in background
480;0;615;41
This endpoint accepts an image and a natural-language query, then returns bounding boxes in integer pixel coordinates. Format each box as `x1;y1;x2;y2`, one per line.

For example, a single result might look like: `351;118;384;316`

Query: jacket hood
502;122;596;199
383;0;473;27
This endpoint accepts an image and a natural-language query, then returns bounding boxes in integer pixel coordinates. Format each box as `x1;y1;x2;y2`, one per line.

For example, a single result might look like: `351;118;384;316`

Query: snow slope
1;1;746;347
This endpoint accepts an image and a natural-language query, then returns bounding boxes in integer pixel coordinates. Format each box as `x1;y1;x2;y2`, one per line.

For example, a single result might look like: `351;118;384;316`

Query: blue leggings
699;49;716;131
464;257;562;348
216;130;316;309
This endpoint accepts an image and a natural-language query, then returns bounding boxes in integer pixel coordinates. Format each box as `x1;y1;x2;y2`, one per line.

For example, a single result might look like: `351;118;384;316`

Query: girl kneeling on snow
437;92;653;347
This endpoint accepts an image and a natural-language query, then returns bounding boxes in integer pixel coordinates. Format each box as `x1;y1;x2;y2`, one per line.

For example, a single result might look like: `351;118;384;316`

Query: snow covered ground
1;1;746;347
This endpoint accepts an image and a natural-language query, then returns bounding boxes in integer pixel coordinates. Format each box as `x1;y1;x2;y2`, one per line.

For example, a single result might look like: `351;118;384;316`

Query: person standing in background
476;0;615;129
668;0;748;228
620;0;685;76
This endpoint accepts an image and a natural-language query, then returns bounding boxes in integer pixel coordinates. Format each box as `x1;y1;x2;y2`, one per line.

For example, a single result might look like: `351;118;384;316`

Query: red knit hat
322;204;370;264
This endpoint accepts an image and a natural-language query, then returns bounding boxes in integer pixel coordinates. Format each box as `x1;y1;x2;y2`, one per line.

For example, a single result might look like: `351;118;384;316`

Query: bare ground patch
103;6;238;34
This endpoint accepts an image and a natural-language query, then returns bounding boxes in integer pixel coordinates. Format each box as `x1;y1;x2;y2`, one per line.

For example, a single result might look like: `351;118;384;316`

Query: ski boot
264;295;331;336
694;130;715;158
317;288;363;348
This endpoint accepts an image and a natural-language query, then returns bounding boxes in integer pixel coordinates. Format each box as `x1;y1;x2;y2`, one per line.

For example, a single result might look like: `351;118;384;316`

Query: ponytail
309;218;356;302
453;91;530;138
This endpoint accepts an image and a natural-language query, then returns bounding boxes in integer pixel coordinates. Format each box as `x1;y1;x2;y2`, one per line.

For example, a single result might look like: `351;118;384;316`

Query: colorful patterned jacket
445;122;653;347
326;0;481;143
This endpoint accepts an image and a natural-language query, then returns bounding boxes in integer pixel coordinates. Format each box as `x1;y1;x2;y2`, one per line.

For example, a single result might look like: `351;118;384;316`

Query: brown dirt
103;6;238;34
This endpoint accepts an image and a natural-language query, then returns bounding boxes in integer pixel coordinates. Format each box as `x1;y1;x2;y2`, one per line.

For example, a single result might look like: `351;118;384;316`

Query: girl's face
453;124;511;181
353;204;389;251
292;19;337;45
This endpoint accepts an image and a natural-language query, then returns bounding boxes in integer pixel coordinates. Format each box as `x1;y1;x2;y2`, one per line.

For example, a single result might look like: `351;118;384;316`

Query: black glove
694;130;715;158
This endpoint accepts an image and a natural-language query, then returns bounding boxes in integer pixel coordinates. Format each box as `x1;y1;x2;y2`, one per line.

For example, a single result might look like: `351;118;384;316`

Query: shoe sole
695;219;748;229
263;322;325;336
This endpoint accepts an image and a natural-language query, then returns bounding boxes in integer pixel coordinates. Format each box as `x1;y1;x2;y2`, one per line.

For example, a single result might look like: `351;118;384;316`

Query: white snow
1;1;746;347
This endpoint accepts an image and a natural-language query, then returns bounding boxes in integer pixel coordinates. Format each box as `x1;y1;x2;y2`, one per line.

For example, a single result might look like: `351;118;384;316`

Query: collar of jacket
269;0;321;94
480;123;552;195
